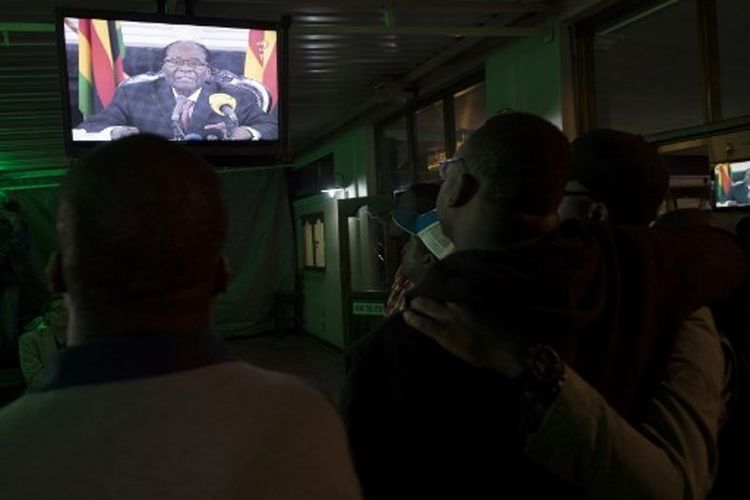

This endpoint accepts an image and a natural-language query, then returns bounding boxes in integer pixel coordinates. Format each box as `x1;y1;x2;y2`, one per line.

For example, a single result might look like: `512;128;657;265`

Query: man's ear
445;173;478;208
422;252;437;268
587;202;609;223
47;251;67;293
214;255;230;294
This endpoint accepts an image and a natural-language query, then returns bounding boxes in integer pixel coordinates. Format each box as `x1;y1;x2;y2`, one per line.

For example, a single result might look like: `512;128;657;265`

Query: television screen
56;10;285;160
714;161;750;208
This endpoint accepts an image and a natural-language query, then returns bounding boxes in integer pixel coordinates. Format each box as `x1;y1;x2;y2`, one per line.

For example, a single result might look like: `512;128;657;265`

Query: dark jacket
78;77;277;140
341;221;747;499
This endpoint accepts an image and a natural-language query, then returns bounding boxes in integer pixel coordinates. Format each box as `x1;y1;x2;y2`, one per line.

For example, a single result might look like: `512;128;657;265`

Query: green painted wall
485;26;563;128
293;126;370;348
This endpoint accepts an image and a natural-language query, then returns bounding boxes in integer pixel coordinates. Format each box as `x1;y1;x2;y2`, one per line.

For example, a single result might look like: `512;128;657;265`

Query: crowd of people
0;111;747;500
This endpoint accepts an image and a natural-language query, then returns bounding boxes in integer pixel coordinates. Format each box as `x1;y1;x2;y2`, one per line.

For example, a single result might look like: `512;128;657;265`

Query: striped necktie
180;99;194;131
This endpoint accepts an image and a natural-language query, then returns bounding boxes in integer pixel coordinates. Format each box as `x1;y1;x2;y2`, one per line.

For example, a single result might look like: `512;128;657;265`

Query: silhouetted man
0;135;361;500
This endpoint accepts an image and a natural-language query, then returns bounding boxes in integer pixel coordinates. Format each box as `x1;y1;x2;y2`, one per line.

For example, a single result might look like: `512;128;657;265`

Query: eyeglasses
438;157;465;180
163;57;208;68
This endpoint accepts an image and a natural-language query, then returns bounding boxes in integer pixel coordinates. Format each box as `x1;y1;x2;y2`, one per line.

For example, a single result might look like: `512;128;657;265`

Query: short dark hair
57;134;226;306
161;40;212;65
462;112;571;215
572;129;669;225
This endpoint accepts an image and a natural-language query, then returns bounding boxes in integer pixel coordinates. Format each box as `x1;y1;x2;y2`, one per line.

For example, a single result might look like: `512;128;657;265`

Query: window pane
381;117;410;193
415;100;445;183
454;82;486;150
303;220;314;267
593;0;702;135
313;218;326;268
717;0;750;119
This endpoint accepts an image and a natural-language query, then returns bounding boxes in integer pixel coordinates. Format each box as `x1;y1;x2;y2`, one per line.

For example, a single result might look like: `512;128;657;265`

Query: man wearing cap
385;183;452;316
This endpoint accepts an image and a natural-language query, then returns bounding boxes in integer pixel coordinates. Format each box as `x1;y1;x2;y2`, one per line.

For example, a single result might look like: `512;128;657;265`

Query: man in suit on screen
77;40;277;141
729;170;750;205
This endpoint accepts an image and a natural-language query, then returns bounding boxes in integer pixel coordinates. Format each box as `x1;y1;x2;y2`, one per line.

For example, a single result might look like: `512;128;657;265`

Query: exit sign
352;301;384;316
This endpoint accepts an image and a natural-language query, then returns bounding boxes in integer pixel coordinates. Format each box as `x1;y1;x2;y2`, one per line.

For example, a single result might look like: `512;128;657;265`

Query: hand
110;126;139;140
403;297;528;377
230;127;255;140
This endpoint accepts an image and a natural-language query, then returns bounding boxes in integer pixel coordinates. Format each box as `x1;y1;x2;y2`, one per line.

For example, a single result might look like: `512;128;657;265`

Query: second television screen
62;16;279;143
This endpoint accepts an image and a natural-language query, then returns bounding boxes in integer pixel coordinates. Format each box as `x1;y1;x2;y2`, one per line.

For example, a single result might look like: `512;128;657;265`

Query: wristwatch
526;343;565;387
517;343;566;436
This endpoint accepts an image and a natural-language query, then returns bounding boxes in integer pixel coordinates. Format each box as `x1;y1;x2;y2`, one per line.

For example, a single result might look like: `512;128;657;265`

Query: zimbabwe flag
244;29;277;110
78;19;127;117
715;163;733;202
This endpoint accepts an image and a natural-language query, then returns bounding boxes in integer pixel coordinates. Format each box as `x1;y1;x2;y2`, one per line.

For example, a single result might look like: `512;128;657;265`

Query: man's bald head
459;112;571;215
437;112;571;248
57;135;226;312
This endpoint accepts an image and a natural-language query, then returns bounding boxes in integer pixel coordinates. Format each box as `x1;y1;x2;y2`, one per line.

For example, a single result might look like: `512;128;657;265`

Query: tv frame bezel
55;7;289;166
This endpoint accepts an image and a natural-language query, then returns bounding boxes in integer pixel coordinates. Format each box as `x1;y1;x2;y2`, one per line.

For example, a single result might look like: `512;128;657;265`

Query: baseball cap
392;207;455;259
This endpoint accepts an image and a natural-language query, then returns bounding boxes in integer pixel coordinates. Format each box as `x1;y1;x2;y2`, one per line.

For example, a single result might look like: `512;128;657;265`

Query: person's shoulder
115;73;164;94
211;81;259;101
207;360;333;408
19;324;50;343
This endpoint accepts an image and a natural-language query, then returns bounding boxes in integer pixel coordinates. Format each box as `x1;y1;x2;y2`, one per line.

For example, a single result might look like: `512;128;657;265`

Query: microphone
209;93;239;123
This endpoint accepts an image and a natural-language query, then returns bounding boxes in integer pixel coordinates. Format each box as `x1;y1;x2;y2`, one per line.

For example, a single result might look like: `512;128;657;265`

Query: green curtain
4;168;295;338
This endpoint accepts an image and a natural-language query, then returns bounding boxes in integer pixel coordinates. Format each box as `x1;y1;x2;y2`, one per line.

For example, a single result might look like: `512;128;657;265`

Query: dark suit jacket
78;77;277;140
730;182;750;204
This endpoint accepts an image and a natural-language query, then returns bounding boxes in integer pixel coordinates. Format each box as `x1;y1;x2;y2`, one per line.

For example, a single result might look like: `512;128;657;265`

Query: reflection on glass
382;117;410;192
415;100;445;182
593;0;702;135
313;218;325;267
302;213;325;269
454;82;486;150
717;0;750;119
303;220;314;267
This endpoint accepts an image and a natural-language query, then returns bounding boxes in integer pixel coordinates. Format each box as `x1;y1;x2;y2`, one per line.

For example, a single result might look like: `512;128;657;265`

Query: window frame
375;72;484;195
573;0;750;145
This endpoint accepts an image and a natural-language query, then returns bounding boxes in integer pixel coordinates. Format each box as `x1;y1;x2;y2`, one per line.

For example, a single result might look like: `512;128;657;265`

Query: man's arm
405;299;727;500
237;100;278;140
527;307;724;500
76;86;133;133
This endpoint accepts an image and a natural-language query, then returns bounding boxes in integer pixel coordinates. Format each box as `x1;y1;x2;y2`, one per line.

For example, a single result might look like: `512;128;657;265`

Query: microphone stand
172;120;186;140
225;115;239;139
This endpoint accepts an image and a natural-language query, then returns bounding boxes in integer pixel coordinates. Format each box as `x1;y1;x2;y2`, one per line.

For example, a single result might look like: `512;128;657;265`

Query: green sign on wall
352;301;385;316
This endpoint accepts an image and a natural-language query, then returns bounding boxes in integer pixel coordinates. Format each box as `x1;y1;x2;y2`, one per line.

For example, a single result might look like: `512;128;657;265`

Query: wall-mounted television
714;160;750;209
55;9;287;164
